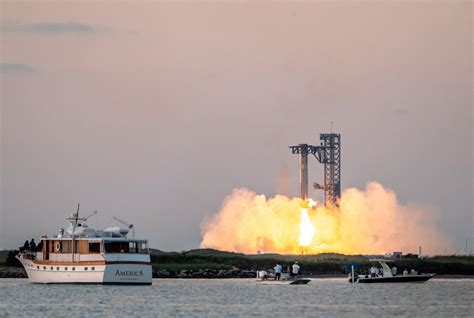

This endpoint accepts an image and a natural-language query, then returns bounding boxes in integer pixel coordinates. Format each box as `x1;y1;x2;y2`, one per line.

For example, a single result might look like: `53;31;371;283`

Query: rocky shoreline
0;267;27;278
1;266;472;279
0;266;260;279
153;267;258;278
152;269;348;279
0;266;331;279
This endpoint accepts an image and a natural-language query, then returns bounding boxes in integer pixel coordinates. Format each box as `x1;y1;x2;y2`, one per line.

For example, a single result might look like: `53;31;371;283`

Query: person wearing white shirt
258;270;268;280
370;266;376;277
391;266;397;276
291;261;300;277
274;264;282;280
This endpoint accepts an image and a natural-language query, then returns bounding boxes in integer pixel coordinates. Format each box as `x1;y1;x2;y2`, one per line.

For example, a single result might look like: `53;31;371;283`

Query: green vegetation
151;249;252;272
0;250;22;267
151;249;474;275
0;250;8;266
151;249;365;272
390;255;474;275
2;248;473;276
428;255;474;264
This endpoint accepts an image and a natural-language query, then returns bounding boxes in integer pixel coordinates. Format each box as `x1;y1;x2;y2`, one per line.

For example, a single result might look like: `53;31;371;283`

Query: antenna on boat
75;203;80;224
83;210;97;222
113;216;134;238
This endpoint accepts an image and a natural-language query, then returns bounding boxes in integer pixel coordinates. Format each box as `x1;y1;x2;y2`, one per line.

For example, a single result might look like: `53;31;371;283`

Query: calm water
0;278;472;317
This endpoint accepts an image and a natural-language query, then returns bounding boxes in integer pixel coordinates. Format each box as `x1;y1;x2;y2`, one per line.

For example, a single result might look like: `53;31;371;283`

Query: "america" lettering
115;269;144;277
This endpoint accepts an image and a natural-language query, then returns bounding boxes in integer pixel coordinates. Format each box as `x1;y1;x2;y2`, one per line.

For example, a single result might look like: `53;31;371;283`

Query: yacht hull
17;257;152;284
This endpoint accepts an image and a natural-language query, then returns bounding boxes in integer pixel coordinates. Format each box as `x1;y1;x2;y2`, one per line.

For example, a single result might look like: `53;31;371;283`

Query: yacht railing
20;251;37;261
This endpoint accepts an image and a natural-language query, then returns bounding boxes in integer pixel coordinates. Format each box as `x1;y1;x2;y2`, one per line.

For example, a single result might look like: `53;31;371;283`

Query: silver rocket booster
290;143;315;201
299;145;309;200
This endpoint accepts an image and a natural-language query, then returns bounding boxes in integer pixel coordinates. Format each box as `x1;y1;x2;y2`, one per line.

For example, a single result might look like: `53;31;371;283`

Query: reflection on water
0;278;473;317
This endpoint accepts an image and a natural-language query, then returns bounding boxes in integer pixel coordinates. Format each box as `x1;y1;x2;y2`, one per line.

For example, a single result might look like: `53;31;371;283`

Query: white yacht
16;207;152;285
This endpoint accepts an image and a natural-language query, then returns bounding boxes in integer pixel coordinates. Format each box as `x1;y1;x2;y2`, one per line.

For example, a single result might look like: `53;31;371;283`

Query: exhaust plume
200;182;449;255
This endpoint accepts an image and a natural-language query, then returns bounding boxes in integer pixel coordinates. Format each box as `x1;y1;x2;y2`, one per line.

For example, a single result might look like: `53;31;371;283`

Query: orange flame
298;208;314;246
200;182;450;255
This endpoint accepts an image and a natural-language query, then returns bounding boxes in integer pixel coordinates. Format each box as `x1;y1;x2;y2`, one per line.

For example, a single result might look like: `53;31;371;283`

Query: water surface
0;278;472;317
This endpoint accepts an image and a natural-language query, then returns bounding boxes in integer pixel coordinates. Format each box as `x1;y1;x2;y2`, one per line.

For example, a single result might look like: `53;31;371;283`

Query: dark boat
349;261;436;284
355;273;435;283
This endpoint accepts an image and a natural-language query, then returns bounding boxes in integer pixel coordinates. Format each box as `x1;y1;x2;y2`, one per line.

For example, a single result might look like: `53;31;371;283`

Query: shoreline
1;266;473;279
0;267;27;278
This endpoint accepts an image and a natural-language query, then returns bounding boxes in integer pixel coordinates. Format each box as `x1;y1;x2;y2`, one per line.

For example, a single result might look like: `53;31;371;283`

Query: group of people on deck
369;265;397;277
258;261;301;280
368;265;418;277
20;239;41;252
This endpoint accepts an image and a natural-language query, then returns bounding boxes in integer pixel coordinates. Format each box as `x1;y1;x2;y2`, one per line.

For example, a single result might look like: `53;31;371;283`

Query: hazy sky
1;0;472;252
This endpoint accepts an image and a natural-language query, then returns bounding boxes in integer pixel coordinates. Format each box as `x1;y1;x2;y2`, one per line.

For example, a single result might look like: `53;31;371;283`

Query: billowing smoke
200;182;449;255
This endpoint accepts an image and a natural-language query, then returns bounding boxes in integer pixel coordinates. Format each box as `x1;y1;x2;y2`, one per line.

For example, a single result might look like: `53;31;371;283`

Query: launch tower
289;133;341;209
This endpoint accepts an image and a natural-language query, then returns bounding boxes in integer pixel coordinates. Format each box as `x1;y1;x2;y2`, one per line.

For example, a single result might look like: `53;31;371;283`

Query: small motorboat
349;261;435;283
355;273;435;283
257;278;311;285
256;271;310;285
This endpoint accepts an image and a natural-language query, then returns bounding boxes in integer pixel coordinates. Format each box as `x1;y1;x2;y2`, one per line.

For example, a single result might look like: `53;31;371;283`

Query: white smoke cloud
201;182;450;255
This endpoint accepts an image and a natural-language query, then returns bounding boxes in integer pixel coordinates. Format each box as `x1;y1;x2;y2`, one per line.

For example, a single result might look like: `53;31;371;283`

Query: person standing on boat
274;264;282;280
291;261;300;277
29;239;36;252
370;266;376;277
22;240;29;252
391;266;397;276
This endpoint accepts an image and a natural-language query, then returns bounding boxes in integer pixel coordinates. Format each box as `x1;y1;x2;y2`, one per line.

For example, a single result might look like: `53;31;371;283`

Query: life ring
55;241;61;252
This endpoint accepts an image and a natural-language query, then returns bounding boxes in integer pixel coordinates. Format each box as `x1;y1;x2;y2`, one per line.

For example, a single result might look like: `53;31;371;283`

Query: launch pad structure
290;133;341;209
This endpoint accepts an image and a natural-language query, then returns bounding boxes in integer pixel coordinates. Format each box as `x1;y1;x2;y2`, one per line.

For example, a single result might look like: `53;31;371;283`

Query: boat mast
72;203;79;262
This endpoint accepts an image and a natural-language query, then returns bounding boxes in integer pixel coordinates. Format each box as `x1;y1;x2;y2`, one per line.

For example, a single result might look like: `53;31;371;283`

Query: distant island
1;248;473;279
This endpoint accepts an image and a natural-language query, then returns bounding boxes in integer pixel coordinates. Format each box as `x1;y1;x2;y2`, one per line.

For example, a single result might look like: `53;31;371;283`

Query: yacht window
43;266;46;270
91;267;95;271
104;242;130;253
139;242;149;254
37;266;39;269
57;267;60;270
89;242;100;253
65;267;68;271
72;267;75;271
50;267;53;270
85;267;88;271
